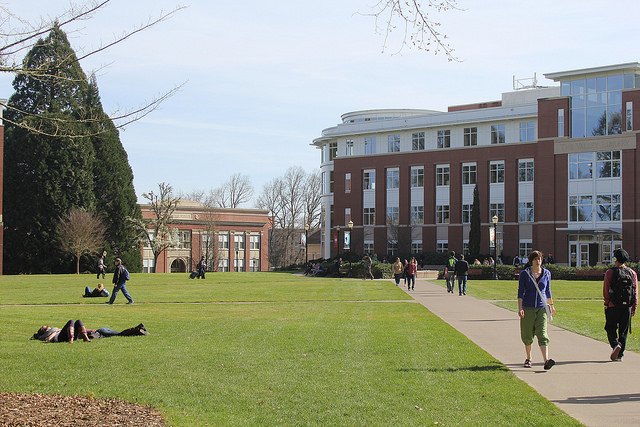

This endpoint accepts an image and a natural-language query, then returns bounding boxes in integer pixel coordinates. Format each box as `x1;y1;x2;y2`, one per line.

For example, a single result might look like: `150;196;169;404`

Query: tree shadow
553;393;640;405
398;362;508;373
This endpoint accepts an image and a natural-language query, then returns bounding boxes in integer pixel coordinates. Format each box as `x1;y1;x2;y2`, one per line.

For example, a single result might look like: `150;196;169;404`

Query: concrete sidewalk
404;278;640;427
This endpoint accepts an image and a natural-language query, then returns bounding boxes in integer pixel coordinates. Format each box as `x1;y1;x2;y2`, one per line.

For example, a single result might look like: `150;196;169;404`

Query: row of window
217;258;260;272
363;240;536;258
335;151;621;195
217;234;260;250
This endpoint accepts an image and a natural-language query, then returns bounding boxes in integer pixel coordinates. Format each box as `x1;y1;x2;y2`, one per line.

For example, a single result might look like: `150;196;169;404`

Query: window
412;132;425;150
234;257;245;272
386;207;399;225
218;233;229;249
462;204;472;223
249;259;260;272
411;241;422;254
597;151;621;178
329;170;334;193
464;127;477;146
329;142;337;160
177;231;191;249
345;173;351;193
437;129;450;148
436;242;448;253
569;195;593;222
518;202;534;222
144;232;155;248
626;101;633;131
387;240;398;256
250;235;260;250
558;109;565;137
436;165;450;186
386;168;399;189
365;136;376;154
519;121;535;142
346;139;354;156
489;203;504;222
490;162;504;183
569;153;592;179
410;166;424;188
597;194;621;221
436;205;450;224
491;124;505;144
345;208;351;224
462;164;477;185
322;171;327;194
234;234;245;250
363;208;376;225
411;206;424;224
518;160;534;182
218;258;229;273
364;241;374;254
388;134;400;152
519;241;533;257
363;170;376;190
143;258;155;273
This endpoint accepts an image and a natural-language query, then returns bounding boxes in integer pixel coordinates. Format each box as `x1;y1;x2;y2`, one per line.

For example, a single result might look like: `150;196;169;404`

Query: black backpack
609;266;637;307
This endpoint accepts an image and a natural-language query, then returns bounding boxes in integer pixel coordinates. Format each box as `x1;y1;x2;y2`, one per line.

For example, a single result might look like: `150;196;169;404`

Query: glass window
569;153;593;179
249;258;260;272
363;170;376;190
234;234;245;250
569;195;593;222
329;143;337;161
464;127;477;146
436;165;450;186
412;132;425;151
436;205;450;224
490;162;504;184
519;122;535;142
250;235;260;250
346;139;354;156
363;208;376;225
411;206;424;224
218;258;229;273
410;166;424;188
558;109;565;137
388;134;400;152
462;204;472;224
518;160;534;182
387;240;398;256
491;124;505;144
411;241;422;254
365;136;376;154
345;208;351;225
345;173;351;193
386;207;399;225
519;241;533;257
626;101;633;131
518;202;534;222
597;194;621;221
386;168;399;189
489;203;504;222
437;129;450;148
596;151;621;178
329;170;334;193
436;241;448;253
364;241;374;254
218;233;229;249
462;164;477;185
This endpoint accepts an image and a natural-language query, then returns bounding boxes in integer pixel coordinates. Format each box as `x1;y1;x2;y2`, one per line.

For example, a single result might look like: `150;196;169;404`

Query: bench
467;269;483;276
575;269;605;277
338;267;351;276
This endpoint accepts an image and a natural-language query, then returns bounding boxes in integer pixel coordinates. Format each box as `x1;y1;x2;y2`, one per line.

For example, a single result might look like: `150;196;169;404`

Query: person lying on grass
83;283;109;298
31;320;148;343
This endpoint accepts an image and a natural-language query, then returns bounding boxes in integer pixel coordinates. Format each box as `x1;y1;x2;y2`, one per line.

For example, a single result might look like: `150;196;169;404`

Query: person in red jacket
603;248;638;361
406;257;417;291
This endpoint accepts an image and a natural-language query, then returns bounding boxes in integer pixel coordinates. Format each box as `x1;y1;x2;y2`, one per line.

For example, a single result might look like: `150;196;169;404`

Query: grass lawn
436;278;639;353
1;273;580;426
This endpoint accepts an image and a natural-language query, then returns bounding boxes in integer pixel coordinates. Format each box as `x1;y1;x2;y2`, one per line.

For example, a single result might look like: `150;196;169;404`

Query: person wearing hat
603;248;638;361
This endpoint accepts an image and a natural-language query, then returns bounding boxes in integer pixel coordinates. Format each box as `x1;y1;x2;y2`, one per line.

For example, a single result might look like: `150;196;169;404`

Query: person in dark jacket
106;258;133;305
83;283;109;298
454;254;469;295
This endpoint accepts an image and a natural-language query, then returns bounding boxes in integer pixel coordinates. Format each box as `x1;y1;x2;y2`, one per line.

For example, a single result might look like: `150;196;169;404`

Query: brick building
140;200;271;273
313;63;640;266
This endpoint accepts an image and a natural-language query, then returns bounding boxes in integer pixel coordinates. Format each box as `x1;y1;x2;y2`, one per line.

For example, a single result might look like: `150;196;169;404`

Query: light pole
304;223;309;264
492;215;499;280
348;220;353;262
336;225;341;258
235;249;239;272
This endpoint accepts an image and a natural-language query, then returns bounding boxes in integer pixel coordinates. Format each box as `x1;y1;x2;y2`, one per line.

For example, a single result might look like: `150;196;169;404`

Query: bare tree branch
58;207;106;274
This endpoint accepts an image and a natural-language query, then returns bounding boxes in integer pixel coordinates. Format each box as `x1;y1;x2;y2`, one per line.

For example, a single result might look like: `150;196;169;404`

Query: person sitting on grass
31;322;149;342
83;283;109;298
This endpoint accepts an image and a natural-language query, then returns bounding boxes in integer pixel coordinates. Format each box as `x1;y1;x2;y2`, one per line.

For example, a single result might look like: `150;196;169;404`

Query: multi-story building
140;200;271;273
313;63;640;266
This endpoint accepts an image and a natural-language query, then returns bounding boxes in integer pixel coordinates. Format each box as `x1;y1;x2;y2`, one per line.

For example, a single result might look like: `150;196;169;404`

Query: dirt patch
0;392;166;426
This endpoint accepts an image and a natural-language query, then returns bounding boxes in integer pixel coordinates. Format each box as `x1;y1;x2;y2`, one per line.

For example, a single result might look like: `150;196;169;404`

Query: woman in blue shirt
518;250;556;370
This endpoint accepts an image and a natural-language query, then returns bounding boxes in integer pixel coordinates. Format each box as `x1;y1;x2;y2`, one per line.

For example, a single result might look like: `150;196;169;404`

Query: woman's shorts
520;307;549;346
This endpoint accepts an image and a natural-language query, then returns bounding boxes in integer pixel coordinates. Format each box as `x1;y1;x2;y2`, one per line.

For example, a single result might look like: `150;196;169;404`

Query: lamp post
492;215;499;280
348;220;353;262
304;223;309;264
235;249;239;273
336;225;341;258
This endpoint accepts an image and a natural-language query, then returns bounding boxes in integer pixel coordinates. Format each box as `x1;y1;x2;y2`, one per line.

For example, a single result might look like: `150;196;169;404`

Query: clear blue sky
2;0;639;205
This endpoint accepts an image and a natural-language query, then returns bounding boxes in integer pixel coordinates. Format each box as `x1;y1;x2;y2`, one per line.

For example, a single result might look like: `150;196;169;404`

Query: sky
2;0;640;205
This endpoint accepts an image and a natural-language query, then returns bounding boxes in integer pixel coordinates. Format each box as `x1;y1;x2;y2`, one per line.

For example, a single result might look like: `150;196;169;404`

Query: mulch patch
0;392;166;426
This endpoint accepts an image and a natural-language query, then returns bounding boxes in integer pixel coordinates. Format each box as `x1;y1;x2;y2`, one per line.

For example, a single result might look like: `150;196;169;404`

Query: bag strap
525;268;549;305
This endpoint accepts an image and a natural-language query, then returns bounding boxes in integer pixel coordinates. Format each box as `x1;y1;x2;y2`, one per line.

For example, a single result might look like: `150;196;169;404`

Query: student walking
106;258;133;305
454;254;469;295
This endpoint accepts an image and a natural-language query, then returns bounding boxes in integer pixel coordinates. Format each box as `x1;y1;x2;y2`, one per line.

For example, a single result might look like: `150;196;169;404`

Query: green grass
437;278;638;353
0;273;580;426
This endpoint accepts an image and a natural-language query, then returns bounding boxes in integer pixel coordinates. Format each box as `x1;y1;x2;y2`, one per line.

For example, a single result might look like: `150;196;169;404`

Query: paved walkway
403;278;640;427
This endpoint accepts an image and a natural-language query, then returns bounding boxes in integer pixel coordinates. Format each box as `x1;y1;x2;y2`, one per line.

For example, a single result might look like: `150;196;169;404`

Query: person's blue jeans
109;282;133;304
407;274;415;289
96;327;120;337
394;273;402;285
458;275;467;294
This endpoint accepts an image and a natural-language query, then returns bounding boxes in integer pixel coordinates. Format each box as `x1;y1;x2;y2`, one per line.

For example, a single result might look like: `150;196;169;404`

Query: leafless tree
58;207;106;274
302;170;322;229
200;210;220;272
0;0;186;137
205;173;254;208
131;182;179;271
362;0;462;60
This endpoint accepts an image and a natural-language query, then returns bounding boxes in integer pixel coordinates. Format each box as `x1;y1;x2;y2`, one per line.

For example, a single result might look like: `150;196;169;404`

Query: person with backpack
106;258;134;305
454;254;469;296
445;251;457;293
603;248;638;361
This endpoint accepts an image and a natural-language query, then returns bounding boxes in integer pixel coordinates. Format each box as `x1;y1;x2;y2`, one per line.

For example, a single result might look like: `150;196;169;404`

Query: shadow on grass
398;362;508;373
